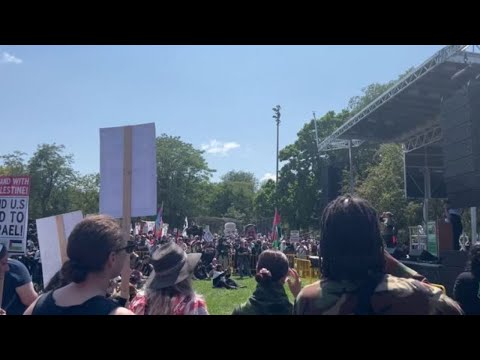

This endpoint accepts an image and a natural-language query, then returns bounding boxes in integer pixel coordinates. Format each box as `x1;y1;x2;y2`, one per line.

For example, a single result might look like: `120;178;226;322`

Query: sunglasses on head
115;240;135;254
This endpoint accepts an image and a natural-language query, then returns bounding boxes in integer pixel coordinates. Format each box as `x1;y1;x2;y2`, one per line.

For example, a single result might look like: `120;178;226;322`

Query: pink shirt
129;293;208;315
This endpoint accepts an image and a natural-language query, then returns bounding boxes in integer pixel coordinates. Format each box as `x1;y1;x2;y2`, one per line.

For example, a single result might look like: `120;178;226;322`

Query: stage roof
318;46;480;152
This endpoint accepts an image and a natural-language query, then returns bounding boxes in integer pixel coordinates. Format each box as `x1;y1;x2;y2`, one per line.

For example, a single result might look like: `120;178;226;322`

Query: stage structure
316;45;480;241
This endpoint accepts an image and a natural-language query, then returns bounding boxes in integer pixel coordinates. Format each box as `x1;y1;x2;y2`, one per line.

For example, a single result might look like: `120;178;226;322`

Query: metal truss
323;139;364;151
317;45;471;151
403;125;442;152
313;112;364;155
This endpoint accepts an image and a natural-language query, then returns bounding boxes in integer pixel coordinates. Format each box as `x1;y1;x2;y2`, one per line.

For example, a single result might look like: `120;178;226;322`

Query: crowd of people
1;195;480;315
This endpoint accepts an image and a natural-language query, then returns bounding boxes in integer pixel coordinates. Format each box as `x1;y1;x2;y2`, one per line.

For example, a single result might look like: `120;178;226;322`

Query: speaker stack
319;163;342;204
440;80;480;208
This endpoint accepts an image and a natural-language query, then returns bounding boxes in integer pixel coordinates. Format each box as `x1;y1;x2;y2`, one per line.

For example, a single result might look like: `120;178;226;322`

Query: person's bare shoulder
294;280;322;314
109;307;135;315
298;280;321;300
23;296;41;315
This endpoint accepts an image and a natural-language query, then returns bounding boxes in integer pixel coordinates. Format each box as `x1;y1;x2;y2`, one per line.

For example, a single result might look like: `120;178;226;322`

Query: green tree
356;144;409;228
277;110;351;230
253;179;276;234
209;170;257;222
342;80;408;191
221;170;258;192
274;75;411;231
156;134;215;228
0;151;28;175
28;144;77;218
69;173;100;216
254;179;276;219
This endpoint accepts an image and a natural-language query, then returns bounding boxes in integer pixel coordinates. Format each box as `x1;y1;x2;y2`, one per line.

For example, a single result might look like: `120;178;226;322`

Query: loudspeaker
319;164;342;203
440;80;480;207
327;166;342;200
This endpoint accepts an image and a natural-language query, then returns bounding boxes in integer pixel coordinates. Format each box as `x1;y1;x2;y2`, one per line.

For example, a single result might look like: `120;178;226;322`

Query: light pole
273;105;281;186
348;139;354;194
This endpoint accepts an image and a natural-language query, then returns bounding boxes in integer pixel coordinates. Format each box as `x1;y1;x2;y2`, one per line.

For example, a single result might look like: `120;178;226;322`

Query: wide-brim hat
146;242;201;290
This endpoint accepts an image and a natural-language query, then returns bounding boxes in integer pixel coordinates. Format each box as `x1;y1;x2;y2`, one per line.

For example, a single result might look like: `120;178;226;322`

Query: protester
129;242;208;315
233;250;301;315
294;195;463;315
453;244;480;315
24;215;134;315
0;242;38;315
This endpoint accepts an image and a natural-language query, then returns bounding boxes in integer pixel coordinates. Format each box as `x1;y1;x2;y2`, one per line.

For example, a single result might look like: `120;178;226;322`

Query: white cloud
201;140;240;156
1;52;23;64
260;172;276;182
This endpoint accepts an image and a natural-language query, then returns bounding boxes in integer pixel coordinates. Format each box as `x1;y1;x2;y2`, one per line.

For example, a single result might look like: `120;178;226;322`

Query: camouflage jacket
293;274;463;315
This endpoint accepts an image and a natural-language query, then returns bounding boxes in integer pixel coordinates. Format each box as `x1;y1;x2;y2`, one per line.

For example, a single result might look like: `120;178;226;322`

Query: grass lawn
193;275;316;315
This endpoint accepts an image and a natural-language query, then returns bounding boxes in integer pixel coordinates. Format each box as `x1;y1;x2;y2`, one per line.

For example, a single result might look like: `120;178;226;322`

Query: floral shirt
129;292;208;315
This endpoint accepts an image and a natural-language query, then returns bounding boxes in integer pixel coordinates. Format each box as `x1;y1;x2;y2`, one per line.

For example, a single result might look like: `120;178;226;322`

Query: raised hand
286;268;302;298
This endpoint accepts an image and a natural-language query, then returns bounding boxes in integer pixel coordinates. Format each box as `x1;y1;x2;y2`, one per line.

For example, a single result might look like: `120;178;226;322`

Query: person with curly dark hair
453;244;480;315
294;195;463;315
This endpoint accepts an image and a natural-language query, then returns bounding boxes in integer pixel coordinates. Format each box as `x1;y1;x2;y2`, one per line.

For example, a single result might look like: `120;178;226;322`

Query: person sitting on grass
211;264;238;289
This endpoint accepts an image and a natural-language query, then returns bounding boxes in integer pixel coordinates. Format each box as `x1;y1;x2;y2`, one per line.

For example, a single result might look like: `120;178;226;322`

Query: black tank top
32;291;120;315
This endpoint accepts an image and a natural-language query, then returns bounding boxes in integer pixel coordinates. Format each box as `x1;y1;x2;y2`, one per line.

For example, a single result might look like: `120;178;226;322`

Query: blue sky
0;45;445;183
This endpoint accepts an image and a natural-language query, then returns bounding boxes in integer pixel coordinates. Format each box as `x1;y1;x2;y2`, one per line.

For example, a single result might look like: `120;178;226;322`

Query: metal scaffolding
403;125;443;153
317;45;471;151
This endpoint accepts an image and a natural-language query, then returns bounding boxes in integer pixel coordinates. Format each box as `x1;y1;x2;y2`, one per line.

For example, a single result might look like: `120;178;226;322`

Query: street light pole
348;139;354;194
273;105;281;186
